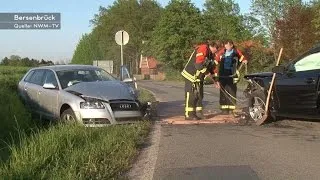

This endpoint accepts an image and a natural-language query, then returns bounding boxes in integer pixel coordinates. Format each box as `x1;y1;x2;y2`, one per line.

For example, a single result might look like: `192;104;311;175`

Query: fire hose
206;63;249;105
193;61;249;103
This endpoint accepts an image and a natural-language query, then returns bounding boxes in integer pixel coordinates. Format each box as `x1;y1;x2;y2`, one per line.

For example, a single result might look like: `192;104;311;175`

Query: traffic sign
115;30;129;66
115;30;129;46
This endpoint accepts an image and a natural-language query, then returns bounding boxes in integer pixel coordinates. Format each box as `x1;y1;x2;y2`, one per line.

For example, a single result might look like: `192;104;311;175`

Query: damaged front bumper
73;101;155;127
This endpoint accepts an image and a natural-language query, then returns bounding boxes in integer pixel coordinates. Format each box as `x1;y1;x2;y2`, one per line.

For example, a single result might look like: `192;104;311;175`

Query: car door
38;69;60;118
26;69;46;112
275;50;320;115
19;70;35;107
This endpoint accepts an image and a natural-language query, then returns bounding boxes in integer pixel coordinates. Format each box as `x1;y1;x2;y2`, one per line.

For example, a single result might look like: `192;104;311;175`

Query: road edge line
126;122;162;180
126;85;162;179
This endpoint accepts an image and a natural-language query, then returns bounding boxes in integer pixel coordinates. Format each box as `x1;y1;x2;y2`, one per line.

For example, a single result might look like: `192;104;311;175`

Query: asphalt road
137;80;320;180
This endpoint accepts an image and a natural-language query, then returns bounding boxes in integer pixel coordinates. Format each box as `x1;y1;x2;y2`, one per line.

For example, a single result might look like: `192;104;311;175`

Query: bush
0;66;30;90
0;66;30;75
163;67;184;81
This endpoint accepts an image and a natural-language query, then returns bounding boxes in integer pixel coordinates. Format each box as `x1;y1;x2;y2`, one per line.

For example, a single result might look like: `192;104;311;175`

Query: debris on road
163;114;240;125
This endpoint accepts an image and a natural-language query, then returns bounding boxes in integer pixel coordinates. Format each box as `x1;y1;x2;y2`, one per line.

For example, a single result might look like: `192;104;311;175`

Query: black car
244;46;320;122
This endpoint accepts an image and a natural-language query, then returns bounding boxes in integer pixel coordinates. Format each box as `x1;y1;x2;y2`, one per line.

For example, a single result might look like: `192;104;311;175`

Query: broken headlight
80;97;105;109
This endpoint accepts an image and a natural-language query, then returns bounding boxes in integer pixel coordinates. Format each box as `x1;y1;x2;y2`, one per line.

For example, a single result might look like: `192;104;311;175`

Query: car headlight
80;98;105;109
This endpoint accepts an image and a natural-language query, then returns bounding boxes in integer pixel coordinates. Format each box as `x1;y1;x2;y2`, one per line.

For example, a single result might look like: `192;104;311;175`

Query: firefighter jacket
181;44;215;83
215;48;247;83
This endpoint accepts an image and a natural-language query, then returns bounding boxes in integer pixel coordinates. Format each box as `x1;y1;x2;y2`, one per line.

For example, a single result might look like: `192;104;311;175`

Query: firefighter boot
221;109;229;115
196;110;205;120
185;112;201;120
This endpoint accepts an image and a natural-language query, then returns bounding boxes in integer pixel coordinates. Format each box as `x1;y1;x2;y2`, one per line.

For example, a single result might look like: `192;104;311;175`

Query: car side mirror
123;77;138;89
272;65;286;74
123;78;133;83
120;65;131;81
43;83;57;89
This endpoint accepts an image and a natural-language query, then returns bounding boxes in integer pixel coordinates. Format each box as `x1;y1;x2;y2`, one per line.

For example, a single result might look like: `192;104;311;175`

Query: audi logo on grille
120;104;132;109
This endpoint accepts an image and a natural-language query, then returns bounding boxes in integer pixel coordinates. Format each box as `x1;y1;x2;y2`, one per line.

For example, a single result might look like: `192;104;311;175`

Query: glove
233;77;239;84
210;73;218;82
214;81;220;89
233;70;240;84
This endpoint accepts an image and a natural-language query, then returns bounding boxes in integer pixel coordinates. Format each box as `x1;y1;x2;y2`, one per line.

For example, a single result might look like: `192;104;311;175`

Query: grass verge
138;87;156;103
0;88;38;162
0;122;150;179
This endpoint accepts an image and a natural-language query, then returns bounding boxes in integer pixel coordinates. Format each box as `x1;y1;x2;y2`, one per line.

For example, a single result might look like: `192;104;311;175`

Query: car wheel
60;108;77;123
247;90;270;123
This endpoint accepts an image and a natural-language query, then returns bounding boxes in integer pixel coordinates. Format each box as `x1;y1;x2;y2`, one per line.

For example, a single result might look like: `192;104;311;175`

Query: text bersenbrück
14;14;57;21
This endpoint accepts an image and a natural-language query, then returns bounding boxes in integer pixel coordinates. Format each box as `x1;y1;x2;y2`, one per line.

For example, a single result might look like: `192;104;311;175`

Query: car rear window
29;70;45;85
24;70;35;82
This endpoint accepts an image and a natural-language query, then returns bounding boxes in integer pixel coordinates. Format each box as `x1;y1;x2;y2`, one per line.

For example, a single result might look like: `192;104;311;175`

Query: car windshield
56;69;116;89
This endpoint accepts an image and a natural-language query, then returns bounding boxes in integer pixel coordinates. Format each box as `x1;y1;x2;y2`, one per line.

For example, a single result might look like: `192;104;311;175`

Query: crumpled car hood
65;81;134;101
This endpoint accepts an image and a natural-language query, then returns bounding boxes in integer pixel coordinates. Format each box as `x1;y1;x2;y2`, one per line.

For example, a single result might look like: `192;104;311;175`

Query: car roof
29;65;101;72
285;44;320;63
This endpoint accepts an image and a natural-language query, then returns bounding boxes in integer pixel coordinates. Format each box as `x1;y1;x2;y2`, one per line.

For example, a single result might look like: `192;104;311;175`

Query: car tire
246;89;272;123
60;108;77;123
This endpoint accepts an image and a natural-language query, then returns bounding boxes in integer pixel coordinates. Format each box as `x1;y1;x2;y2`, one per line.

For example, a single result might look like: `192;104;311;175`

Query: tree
241;14;268;45
250;0;302;41
203;0;245;41
274;4;318;61
9;55;21;61
75;0;162;74
147;0;204;70
0;56;54;67
311;0;320;36
71;33;103;65
21;57;32;66
1;57;9;65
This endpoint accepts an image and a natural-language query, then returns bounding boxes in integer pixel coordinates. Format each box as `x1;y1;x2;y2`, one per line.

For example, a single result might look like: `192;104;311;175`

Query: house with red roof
139;56;158;75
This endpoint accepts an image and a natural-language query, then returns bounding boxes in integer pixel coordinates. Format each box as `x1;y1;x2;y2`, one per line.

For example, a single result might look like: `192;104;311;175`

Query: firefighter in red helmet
181;40;219;120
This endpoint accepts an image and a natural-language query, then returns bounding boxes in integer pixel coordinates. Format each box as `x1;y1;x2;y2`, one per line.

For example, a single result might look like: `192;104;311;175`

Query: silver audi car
18;65;142;126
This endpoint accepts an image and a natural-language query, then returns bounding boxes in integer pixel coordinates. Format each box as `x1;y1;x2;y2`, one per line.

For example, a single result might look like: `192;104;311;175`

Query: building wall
133;72;165;81
141;68;150;75
93;60;113;74
141;68;158;75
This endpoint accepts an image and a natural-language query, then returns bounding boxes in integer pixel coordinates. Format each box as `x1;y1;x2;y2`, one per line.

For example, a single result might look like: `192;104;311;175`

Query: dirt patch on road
163;114;241;125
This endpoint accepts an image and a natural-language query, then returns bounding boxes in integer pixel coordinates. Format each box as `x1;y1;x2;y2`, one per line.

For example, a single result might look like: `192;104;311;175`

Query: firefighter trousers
184;79;203;118
219;77;237;111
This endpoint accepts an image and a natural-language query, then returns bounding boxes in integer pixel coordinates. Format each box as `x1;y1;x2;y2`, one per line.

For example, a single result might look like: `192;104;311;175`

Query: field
0;66;154;179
